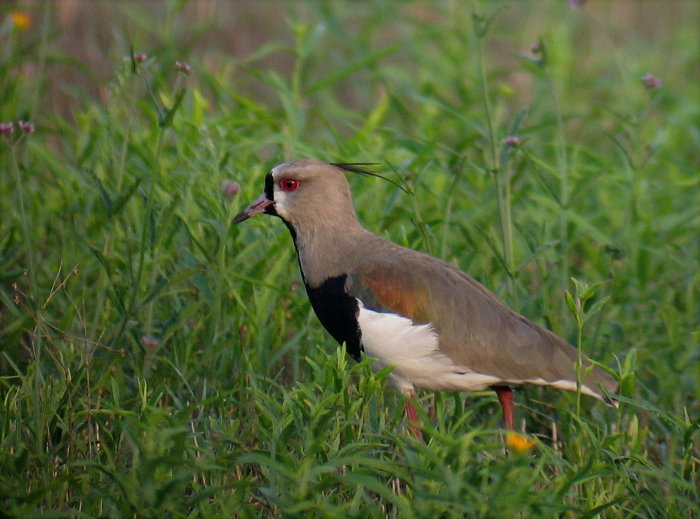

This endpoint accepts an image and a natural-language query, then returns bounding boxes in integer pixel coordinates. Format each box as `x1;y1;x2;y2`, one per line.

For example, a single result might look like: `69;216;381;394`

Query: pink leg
492;385;514;430
404;396;424;442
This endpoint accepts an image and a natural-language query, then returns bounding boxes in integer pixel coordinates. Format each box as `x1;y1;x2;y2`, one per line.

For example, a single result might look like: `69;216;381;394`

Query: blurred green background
1;1;698;517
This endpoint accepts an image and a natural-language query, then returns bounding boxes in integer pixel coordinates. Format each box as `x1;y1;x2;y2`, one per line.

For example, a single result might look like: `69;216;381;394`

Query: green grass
1;1;698;517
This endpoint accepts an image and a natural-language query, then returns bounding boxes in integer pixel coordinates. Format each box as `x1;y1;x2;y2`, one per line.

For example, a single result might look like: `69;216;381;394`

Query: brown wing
346;247;617;398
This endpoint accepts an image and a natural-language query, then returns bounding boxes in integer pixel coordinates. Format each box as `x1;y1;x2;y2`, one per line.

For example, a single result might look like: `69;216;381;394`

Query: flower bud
222;180;240;201
502;135;520;147
175;61;192;75
18;120;35;134
642;73;662;89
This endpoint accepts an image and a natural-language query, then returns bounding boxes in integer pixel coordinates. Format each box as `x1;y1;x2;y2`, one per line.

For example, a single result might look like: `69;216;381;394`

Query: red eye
279;178;300;192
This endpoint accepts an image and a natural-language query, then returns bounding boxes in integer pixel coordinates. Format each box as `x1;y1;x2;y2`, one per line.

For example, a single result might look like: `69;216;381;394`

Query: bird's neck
287;216;371;287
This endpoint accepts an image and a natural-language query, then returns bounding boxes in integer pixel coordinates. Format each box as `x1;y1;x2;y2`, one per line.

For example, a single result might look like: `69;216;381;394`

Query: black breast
304;275;362;361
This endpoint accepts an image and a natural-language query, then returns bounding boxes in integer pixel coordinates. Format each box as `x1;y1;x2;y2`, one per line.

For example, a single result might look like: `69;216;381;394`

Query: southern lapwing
233;159;618;437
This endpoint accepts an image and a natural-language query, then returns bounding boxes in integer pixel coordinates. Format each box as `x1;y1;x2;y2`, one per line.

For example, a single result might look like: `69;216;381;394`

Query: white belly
356;302;501;394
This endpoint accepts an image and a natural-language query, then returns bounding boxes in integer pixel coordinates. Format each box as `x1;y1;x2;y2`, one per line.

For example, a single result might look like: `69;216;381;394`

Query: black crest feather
331;163;409;193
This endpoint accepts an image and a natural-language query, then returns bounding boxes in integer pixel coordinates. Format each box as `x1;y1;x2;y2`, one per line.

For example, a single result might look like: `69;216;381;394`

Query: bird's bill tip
231;193;275;225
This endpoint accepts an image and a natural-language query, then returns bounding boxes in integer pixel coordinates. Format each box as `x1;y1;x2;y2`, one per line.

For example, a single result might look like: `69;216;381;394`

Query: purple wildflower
642;73;662;89
141;335;160;348
18;120;35;134
222;180;240;201
175;61;192;75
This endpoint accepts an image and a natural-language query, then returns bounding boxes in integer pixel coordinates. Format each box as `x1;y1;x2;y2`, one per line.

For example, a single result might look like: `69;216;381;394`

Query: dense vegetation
1;1;698;517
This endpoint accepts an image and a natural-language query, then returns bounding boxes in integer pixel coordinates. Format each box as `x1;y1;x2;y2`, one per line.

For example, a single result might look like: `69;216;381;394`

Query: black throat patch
264;172;274;199
304;275;362;361
263;173;278;217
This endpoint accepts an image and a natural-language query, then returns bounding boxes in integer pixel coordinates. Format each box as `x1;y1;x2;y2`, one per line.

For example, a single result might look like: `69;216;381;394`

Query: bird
232;159;618;438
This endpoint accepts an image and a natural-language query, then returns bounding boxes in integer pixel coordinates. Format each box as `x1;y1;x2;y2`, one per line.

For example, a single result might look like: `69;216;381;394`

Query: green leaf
111;177;142;217
565;290;582;326
160;88;186;128
585;295;610;321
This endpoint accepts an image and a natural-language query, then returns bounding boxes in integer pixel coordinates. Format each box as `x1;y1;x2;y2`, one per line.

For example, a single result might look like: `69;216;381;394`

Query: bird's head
232;159;361;231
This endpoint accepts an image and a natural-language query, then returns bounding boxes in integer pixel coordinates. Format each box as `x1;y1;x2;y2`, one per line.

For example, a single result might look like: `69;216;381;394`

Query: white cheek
273;187;290;218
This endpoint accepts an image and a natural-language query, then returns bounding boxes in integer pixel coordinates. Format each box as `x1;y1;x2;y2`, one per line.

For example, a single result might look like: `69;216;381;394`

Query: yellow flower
506;432;535;453
10;11;32;30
